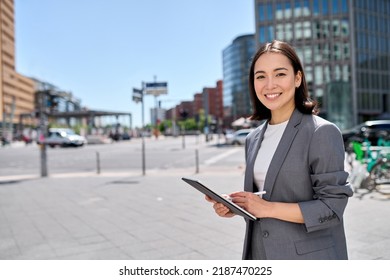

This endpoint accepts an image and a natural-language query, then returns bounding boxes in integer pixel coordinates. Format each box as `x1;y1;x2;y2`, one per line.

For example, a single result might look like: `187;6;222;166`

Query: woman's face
253;52;302;117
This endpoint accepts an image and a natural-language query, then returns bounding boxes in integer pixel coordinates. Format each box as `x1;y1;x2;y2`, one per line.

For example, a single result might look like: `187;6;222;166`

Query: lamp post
132;85;146;176
133;78;168;175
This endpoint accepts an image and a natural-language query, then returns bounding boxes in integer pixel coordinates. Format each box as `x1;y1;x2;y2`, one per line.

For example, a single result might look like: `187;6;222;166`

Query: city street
0;135;390;261
0;134;244;178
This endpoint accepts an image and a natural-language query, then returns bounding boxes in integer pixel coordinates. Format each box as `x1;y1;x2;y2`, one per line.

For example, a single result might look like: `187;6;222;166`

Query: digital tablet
181;177;257;221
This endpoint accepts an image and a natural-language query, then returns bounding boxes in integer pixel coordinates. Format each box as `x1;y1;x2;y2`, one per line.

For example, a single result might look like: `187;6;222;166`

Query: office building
0;0;35;141
254;0;390;129
222;34;255;125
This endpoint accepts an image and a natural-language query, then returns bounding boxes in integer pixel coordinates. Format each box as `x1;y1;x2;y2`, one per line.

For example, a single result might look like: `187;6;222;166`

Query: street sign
144;82;168;96
132;88;143;103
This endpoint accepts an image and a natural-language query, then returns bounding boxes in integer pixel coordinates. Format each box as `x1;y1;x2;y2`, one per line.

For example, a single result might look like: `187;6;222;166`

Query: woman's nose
265;77;275;89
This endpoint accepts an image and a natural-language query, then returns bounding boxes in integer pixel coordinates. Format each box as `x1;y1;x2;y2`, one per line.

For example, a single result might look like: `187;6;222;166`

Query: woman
207;40;353;260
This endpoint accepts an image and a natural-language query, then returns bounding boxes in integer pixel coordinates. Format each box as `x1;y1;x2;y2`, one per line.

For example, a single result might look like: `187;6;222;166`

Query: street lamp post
132;85;146;176
133;78;168;175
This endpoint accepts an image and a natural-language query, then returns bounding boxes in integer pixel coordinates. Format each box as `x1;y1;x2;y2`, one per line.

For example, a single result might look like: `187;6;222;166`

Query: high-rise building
0;0;35;140
254;0;390;129
222;34;255;125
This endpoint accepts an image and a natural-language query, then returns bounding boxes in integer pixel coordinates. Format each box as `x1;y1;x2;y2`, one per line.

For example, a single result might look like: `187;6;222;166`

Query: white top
253;120;289;193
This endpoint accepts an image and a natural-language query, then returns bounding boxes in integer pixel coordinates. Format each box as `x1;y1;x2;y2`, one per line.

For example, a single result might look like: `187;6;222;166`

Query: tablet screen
182;177;257;221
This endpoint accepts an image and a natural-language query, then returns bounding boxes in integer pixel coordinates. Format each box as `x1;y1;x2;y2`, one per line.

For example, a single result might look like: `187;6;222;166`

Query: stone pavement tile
171;251;208;260
151;244;198;260
13;243;57;260
53;240;116;259
57;219;99;239
195;244;241;260
59;247;131;260
12;226;46;249
0;237;20;259
358;239;390;260
118;241;155;257
76;234;108;245
100;231;139;247
117;238;181;260
47;237;80;251
127;248;168;260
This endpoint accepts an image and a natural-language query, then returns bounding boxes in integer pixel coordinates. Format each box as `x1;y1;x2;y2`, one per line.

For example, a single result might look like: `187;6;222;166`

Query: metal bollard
96;151;101;174
195;149;199;173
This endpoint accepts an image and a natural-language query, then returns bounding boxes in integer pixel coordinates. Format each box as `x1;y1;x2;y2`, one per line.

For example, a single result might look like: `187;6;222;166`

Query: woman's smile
264;92;282;100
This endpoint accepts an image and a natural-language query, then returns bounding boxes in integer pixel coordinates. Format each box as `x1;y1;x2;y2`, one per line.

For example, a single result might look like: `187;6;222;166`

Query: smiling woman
206;40;353;260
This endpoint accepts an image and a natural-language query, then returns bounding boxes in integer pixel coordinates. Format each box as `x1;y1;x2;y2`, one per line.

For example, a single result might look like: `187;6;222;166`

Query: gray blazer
242;109;353;260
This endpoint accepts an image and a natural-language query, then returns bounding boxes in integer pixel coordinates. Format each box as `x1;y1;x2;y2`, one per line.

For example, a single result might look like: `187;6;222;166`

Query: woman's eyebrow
254;67;288;74
274;67;288;71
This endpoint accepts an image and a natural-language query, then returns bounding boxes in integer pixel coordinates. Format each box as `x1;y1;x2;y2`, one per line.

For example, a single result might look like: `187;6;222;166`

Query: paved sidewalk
0;166;389;260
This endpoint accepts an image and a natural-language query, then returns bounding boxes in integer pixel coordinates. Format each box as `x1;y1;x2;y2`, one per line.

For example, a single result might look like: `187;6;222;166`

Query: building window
321;0;329;14
303;46;312;63
324;65;331;83
342;65;350;82
334;64;341;80
285;1;292;18
331;0;339;14
259;26;266;43
285;23;293;41
267;2;273;20
258;3;266;22
276;2;283;19
294;0;302;18
315;66;323;85
341;0;348;13
313;0;320;15
306;66;313;83
276;24;285;40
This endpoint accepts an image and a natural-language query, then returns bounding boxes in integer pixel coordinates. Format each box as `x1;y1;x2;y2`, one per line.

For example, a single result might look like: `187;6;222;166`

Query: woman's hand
230;191;272;218
205;195;236;218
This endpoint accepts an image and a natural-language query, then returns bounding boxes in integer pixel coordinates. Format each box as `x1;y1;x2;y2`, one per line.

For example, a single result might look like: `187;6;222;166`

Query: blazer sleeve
298;122;353;233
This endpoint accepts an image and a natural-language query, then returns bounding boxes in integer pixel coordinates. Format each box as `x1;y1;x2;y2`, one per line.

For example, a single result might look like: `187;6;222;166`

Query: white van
42;128;87;147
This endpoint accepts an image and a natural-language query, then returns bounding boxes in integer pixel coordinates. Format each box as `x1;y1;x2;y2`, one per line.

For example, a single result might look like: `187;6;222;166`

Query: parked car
342;120;390;150
225;129;253;145
39;128;87;147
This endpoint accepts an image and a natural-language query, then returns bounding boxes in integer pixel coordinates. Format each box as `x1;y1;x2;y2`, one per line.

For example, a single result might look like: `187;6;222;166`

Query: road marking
204;148;241;165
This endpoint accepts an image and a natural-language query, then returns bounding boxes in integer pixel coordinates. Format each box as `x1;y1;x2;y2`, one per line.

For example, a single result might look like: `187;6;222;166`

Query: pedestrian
206;40;353;260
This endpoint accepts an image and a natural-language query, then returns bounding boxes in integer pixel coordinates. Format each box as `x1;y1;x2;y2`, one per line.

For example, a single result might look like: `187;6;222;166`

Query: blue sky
15;0;254;127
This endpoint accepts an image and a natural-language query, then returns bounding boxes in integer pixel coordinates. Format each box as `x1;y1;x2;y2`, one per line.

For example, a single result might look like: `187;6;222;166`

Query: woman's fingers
205;195;216;203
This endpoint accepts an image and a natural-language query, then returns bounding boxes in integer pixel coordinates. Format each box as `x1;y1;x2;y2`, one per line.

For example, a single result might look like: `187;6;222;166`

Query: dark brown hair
248;40;318;120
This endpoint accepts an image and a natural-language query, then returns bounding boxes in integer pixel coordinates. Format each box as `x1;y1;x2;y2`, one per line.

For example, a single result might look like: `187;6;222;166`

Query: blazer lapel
263;109;303;199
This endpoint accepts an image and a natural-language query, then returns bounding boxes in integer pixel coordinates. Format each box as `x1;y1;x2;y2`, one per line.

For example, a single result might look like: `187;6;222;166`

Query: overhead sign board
144;82;168;96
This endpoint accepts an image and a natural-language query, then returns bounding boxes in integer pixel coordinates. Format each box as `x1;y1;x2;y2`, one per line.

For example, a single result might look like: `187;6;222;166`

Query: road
0;135;246;177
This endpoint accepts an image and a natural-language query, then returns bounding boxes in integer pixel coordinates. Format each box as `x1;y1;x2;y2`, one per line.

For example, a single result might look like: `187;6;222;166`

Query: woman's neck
270;107;295;125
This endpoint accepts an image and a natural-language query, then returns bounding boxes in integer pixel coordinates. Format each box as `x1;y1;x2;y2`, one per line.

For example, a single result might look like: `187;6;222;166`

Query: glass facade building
255;0;390;129
222;34;255;125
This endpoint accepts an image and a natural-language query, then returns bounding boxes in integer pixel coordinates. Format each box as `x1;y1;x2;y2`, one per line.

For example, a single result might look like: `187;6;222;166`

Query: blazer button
262;231;269;238
319;218;324;223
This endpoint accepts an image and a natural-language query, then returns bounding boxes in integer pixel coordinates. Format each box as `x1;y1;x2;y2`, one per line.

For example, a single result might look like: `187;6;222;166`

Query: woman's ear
295;71;302;88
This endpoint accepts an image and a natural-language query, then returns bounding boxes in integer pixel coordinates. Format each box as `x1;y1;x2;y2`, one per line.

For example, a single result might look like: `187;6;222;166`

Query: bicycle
359;147;390;196
349;131;390;198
